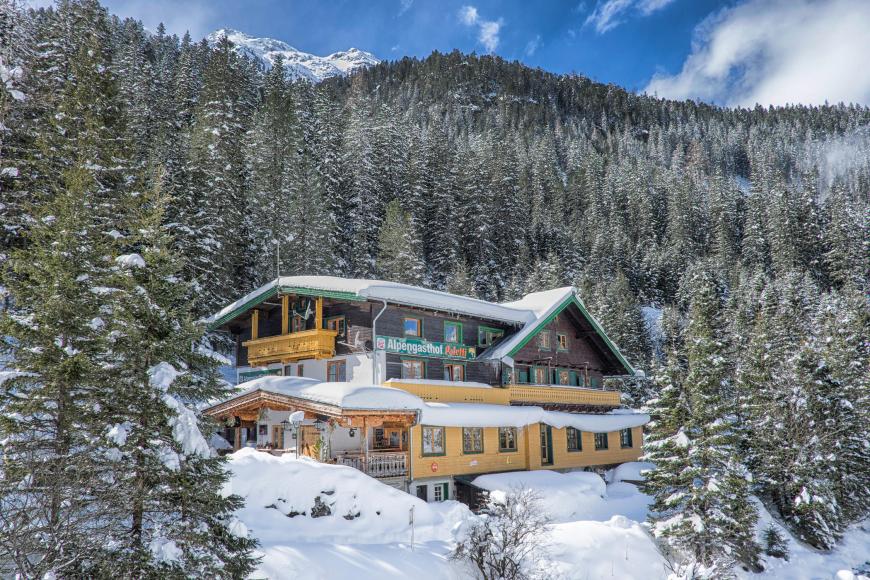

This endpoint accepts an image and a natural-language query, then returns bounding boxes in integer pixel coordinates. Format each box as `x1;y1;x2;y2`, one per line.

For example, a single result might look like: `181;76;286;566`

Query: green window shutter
569;371;578;386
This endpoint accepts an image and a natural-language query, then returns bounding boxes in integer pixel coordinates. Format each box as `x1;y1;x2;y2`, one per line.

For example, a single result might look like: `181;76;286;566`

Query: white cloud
398;0;413;16
584;0;674;34
459;5;479;26
458;5;503;53
644;0;870;107
524;35;542;57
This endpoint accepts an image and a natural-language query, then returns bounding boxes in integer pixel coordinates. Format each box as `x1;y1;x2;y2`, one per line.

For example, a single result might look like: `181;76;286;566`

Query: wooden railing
336;452;408;478
243;328;338;365
508;384;621;407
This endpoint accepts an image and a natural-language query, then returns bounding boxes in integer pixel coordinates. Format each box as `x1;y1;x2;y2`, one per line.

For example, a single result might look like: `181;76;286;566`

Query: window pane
403;318;420;336
423;427;444;454
499;427;516;451
445;322;460;343
621;428;633;448
403;360;424;379
539;332;550;349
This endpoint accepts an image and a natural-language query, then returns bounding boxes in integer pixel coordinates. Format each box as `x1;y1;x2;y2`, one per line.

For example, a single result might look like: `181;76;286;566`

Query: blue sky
103;0;870;107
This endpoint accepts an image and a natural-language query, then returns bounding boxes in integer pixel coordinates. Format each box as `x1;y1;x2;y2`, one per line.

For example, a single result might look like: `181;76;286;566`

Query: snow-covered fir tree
644;265;760;576
91;175;259;577
376;199;425;285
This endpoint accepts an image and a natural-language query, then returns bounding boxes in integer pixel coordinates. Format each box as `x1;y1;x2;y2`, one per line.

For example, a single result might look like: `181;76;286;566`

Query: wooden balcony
244;328;338;365
508;384;621;408
336;452;408;478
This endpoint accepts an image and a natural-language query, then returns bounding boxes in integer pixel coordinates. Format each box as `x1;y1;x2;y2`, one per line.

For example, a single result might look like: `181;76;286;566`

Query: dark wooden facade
511;302;626;387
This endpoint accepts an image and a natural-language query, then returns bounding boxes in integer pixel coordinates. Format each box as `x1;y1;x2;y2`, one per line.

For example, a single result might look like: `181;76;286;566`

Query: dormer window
478;326;504;347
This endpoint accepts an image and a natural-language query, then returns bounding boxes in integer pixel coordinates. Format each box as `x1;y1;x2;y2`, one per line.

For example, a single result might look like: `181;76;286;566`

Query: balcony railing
336;452;408;478
508;384;621;407
244;328;338;366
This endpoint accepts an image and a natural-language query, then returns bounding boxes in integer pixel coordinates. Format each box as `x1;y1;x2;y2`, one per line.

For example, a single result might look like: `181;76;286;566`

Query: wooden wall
512;305;614;384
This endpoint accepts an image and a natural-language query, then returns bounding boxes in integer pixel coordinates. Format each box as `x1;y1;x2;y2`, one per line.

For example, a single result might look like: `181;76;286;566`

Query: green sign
375;335;477;360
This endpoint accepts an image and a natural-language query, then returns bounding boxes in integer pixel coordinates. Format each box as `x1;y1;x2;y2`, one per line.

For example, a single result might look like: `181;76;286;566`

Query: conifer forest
0;0;867;578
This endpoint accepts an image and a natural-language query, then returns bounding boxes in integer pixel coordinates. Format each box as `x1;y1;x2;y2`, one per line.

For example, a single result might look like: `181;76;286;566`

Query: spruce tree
0;170;118;578
644;266;760;576
376;199;425;285
92;175;258;577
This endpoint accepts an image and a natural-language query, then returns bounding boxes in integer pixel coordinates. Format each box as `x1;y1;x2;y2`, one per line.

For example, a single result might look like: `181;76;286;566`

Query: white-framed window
422;426;445;455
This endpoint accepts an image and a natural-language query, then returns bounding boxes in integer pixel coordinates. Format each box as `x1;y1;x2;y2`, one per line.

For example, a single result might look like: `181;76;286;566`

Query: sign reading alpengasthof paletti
375;336;477;360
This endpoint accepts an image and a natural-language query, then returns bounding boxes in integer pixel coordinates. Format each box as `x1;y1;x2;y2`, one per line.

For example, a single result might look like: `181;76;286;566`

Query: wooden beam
315;296;323;329
281;295;289;335
251;309;259;340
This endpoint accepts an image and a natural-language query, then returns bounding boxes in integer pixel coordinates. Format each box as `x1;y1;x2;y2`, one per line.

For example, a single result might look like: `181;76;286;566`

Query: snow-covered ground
224;452;869;579
743;500;870;580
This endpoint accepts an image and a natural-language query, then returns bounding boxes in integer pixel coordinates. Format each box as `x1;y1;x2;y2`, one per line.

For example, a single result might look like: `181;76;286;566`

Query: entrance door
540;425;553;465
416;485;428;501
433;483;449;502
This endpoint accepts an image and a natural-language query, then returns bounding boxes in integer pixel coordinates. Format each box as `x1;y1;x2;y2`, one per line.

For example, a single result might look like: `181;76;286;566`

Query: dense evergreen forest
1;0;867;576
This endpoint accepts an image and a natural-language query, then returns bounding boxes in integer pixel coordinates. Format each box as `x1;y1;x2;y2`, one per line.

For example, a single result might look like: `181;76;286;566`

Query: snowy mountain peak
206;28;379;83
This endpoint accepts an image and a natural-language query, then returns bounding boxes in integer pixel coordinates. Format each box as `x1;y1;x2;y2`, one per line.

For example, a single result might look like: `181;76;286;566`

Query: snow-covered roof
215;376;649;430
205;276;634;375
420;401;649;431
205;276;536;327
478;287;574;361
231;375;424;412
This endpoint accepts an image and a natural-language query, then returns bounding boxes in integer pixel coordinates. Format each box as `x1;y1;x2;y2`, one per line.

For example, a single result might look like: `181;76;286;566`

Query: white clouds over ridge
585;0;675;34
458;5;503;53
645;0;870;107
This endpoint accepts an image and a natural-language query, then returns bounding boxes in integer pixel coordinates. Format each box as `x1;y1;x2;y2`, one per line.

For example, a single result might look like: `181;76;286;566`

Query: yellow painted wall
410;425;527;480
410;424;644;480
545;426;644;470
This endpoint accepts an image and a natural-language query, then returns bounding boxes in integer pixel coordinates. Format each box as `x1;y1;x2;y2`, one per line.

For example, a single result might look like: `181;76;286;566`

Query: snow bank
473;470;606;522
548;516;668;579
225;448;469;547
744;499;870;580
472;469;654;524
607;461;656;483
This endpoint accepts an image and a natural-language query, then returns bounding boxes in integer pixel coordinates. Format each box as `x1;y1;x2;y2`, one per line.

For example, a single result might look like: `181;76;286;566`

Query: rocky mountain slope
207;28;379;82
